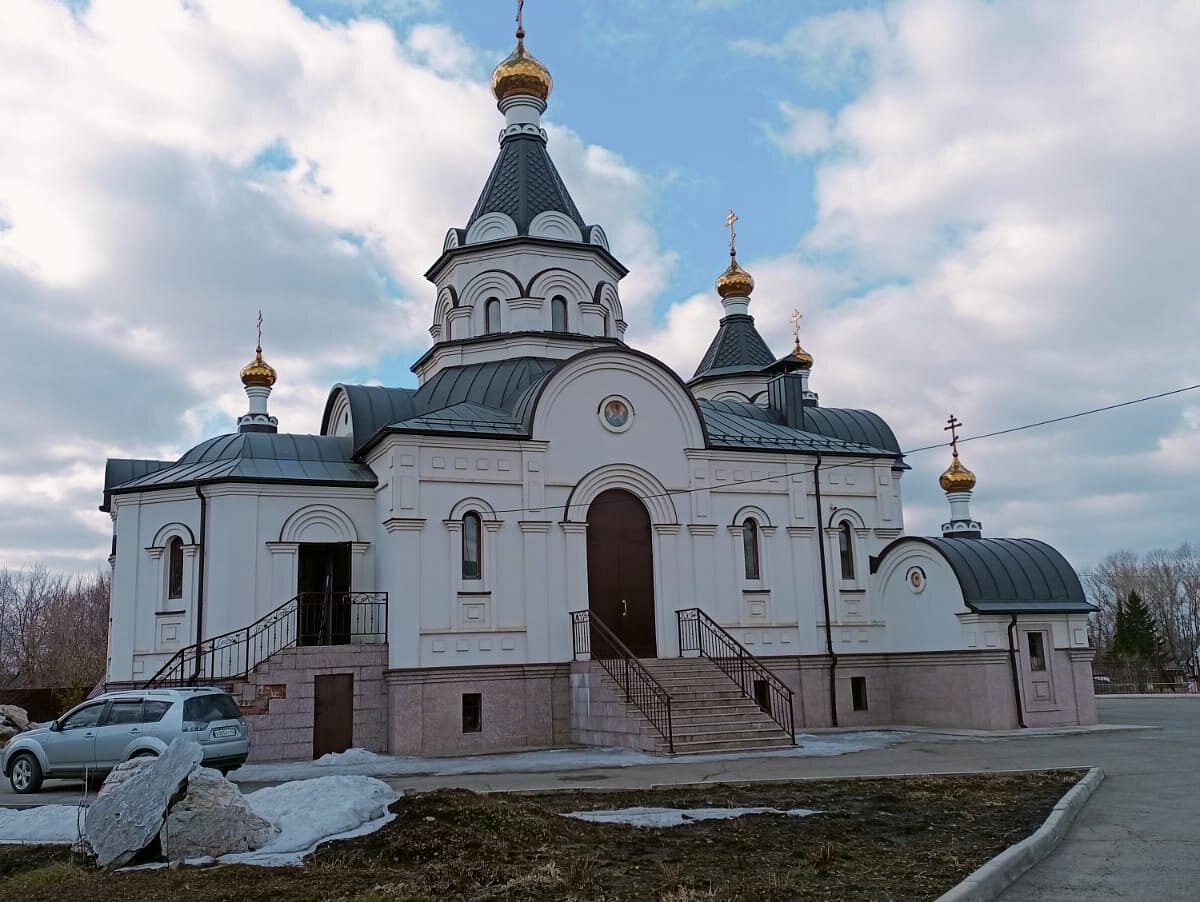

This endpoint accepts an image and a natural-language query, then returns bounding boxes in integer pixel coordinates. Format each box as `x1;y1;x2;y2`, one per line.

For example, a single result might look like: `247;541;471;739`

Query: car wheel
9;753;44;794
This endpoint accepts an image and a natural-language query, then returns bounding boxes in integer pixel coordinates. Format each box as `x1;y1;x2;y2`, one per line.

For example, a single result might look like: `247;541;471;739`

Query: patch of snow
565;806;821;828
0;805;81;844
221;775;400;866
231;732;928;784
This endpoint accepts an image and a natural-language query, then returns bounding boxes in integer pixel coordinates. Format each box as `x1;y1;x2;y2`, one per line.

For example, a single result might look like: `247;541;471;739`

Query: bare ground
0;770;1084;901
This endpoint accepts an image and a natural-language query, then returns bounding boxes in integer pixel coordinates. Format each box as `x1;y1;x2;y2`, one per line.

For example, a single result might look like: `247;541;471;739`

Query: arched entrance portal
586;489;657;657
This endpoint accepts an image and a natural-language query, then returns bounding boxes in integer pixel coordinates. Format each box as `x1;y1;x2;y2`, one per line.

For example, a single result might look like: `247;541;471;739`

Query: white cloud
767;102;834;156
669;0;1200;564
0;0;668;571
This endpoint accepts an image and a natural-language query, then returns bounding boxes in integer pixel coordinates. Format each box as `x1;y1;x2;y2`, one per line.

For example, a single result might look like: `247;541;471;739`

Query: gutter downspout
813;454;839;727
191;485;208;684
1007;613;1027;728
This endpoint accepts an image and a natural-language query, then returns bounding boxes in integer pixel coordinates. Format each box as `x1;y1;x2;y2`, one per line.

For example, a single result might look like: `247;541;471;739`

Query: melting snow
0;805;83;844
565;806;821;828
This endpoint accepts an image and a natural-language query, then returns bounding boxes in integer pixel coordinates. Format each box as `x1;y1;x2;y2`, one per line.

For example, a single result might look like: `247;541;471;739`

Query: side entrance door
586;489;658;657
313;673;354;759
297;543;352;645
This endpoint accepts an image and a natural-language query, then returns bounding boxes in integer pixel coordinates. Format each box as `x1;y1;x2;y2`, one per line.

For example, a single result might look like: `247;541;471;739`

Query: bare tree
0;565;109;708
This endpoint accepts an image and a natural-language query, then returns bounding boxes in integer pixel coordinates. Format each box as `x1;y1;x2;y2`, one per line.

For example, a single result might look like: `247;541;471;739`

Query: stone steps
593;656;794;756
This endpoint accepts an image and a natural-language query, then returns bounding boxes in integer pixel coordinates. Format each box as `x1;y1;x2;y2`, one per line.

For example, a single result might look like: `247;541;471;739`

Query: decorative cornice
384;517;428;534
687;524;718;537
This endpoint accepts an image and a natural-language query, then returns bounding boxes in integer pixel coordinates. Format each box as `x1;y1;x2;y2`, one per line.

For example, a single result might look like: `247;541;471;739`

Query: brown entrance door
313;672;354;758
586;489;657;657
297;543;352;645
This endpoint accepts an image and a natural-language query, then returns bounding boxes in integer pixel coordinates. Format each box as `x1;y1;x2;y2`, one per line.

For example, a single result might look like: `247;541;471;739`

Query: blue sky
1;0;1199;574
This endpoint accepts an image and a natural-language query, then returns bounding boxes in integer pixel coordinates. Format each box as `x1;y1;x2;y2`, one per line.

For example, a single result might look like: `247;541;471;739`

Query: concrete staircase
582;657;794;755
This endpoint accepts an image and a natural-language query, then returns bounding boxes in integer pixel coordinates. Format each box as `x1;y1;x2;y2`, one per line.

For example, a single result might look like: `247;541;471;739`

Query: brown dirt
0;770;1084;901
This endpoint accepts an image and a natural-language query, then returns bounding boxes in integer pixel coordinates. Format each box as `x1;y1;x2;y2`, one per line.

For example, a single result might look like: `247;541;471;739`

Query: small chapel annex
100;19;1097;761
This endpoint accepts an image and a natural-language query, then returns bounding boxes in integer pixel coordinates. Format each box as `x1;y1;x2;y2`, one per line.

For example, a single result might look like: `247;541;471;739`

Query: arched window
551;295;568;332
838;521;856;580
600;308;611;337
167;537;184;600
742;518;761;580
462;512;482;580
484;298;500;334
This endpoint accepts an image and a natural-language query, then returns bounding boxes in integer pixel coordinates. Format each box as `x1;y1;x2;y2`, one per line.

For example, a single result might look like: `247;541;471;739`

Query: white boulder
160;767;277;860
0;704;31;732
84;739;203;868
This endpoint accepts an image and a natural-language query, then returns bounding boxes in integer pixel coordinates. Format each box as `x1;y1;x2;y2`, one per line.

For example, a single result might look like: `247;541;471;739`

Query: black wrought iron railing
676;607;795;742
143;591;387;689
571;609;674;753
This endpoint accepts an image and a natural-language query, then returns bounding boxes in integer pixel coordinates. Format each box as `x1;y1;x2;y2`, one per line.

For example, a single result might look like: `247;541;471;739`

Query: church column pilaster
519;521;553;660
653;524;682;656
383;518;426;667
686;524;718;618
561;522;589;626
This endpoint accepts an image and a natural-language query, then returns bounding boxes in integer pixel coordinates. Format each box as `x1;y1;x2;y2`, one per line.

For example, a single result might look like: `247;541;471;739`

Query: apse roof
872;536;1094;614
467;134;585;235
699;399;905;460
690;314;776;382
102;434;375;509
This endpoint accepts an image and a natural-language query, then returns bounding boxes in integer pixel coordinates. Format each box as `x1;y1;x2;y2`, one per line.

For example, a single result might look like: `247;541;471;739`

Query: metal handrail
676;607;796;742
143;591;388;689
570;610;674;753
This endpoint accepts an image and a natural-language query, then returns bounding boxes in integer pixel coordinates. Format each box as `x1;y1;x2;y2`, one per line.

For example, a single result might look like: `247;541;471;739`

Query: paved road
3;698;1196;899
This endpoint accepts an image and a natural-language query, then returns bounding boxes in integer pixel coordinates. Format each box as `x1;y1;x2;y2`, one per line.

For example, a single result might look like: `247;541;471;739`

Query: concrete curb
935;766;1105;902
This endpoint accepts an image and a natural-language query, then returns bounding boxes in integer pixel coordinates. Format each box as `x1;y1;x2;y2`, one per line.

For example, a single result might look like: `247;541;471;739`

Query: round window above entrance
599;395;634;433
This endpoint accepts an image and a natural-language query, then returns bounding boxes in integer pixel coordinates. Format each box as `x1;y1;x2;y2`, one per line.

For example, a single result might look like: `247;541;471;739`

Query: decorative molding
518;520;553;533
687;524;718;537
383;517;427;534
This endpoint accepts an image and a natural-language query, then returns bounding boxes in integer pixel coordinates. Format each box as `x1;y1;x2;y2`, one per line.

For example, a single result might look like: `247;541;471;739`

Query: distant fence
1093;667;1198;695
0;688;75;721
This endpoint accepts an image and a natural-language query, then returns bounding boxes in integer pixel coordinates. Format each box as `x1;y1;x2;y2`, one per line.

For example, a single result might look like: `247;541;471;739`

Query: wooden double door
586;489;657;657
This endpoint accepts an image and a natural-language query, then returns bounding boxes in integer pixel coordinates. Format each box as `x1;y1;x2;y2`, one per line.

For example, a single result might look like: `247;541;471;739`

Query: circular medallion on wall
906;566;927;593
599;395;633;433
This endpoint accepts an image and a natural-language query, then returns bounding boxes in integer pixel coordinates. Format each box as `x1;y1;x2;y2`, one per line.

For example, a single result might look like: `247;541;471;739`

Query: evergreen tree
1110;590;1161;663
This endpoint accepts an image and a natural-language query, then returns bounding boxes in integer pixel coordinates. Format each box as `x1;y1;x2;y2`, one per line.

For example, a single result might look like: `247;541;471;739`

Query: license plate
212;726;237;739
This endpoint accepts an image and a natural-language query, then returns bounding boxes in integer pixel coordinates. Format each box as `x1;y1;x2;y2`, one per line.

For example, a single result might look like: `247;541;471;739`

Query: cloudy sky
2;0;1198;575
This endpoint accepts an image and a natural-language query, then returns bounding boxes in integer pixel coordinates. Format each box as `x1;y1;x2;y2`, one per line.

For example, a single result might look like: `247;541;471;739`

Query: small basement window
851;676;868;711
462;692;482;733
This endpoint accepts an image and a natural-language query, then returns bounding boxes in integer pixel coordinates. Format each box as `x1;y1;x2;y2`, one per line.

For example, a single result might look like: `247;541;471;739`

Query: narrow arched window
743;518;761;580
462;512;482;580
484;298;500;334
551;295;568;332
838;521;855;581
167;537;184;599
600;308;611;337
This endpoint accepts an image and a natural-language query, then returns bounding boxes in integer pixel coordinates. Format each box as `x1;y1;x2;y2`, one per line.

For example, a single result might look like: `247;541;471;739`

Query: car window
101;699;143;726
59;703;104;731
143;700;172;723
183;694;241;723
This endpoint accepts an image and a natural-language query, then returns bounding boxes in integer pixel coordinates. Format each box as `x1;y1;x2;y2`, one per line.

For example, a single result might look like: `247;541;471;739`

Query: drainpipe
191;485;208;684
1007;613;1027;728
813;455;839;727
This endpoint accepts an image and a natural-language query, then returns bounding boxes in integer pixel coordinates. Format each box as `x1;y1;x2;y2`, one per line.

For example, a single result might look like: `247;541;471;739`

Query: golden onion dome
716;254;755;299
790;342;814;370
939;455;977;493
240;347;277;388
491;32;552;103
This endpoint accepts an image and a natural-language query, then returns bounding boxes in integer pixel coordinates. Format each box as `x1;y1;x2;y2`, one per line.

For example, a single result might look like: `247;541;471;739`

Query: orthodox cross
726;209;738;254
516;0;524;35
944;414;963;457
256;309;264;353
790;309;803;345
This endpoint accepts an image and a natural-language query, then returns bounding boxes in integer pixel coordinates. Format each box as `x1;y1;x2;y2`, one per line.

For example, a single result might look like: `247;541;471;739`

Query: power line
472;381;1200;518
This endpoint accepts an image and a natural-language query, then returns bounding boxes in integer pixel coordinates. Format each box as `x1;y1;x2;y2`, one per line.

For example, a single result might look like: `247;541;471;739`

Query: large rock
84;739;204;868
160;767;277;861
0;704;31;732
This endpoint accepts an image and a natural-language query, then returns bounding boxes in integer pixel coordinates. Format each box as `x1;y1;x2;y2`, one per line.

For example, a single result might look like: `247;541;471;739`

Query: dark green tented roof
691;314;775;382
102;459;174;510
873;536;1094;614
698;399;904;461
102;433;375;508
468;134;585;235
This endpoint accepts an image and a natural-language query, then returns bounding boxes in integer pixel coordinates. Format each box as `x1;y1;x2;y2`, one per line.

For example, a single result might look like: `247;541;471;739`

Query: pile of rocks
0;704;31;744
84;739;277;868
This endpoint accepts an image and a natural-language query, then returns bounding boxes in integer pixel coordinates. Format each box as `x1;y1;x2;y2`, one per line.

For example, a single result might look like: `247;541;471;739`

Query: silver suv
2;687;249;793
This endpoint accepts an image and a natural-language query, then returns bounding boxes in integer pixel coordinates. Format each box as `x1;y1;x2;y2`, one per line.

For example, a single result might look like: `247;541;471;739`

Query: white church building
101;22;1097;760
